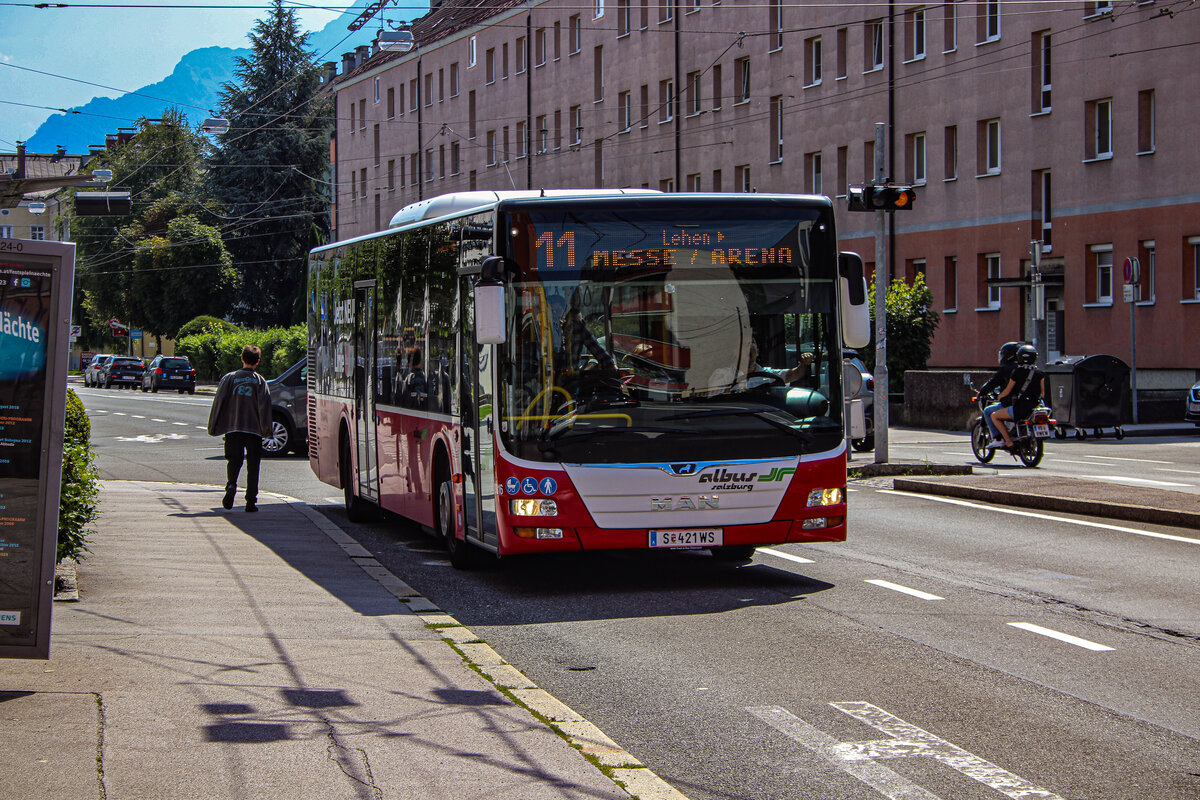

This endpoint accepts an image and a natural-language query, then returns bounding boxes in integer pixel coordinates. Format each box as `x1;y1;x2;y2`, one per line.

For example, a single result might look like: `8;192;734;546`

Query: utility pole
872;123;889;464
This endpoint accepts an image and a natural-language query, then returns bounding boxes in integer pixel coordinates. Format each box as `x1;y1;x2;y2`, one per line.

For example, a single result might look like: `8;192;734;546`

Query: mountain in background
25;5;387;154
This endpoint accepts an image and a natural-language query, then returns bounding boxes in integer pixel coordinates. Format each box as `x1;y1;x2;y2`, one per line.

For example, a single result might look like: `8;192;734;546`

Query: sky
0;1;424;150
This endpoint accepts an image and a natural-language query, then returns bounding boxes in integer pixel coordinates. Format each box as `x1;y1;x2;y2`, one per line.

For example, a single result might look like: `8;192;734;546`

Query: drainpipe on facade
673;0;681;190
527;10;534;189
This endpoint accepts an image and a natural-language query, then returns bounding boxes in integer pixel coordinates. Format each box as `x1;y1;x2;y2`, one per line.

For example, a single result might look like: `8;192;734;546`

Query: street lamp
200;117;230;135
377;28;414;52
27;201;46;215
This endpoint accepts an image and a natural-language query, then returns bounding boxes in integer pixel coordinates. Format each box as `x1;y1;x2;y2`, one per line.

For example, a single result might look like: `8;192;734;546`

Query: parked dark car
1187;379;1200;426
84;354;114;387
262;358;308;457
102;356;145;389
141;355;197;394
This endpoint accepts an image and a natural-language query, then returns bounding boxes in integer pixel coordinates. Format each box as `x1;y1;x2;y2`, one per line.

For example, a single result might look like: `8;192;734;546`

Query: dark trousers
224;432;262;504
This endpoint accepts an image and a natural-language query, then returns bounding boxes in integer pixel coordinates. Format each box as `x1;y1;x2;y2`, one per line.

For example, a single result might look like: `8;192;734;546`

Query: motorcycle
966;379;1055;468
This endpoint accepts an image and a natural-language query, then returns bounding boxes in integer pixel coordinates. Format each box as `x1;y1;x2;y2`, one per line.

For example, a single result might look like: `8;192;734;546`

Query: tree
72;109;238;340
207;0;332;327
862;272;941;395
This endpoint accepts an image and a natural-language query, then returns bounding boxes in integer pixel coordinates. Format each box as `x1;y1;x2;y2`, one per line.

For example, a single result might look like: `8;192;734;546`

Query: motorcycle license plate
649;529;723;549
1034;424;1051;438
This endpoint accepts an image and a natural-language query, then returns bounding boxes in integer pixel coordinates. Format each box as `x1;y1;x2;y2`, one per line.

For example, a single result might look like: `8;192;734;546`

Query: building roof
0;151;91;207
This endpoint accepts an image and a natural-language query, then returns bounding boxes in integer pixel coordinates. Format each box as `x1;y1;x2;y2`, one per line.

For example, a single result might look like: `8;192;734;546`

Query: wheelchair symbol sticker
521;477;538;495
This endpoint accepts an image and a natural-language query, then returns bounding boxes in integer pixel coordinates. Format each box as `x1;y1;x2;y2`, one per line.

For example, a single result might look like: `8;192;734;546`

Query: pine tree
207;0;332;327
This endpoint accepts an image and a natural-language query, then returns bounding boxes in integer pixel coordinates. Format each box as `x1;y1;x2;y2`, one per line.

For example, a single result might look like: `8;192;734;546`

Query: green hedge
175;315;239;340
176;324;306;381
59;389;99;563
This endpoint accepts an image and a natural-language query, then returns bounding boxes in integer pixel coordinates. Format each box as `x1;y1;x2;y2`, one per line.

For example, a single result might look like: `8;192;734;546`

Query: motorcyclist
989;344;1049;449
979;341;1021;445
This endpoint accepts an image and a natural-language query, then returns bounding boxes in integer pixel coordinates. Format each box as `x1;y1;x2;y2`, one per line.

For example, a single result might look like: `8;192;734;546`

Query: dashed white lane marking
1077;474;1192;488
131;414;146;419
151;418;167;422
864;579;943;600
749;703;1065;800
878;490;1200;546
1007;622;1115;652
172;422;189;426
115;433;190;443
1080;454;1172;465
112;412;126;416
758;547;815;564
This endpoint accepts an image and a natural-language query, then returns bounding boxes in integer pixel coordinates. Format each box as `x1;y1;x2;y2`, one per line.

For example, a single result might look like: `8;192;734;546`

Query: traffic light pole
872;123;889;465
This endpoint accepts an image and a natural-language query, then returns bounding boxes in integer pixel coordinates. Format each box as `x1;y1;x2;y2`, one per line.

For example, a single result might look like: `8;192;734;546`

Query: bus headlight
807;488;844;507
511;498;558;517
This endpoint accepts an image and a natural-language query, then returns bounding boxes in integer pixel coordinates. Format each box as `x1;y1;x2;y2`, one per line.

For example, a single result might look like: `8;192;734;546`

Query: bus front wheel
436;466;484;570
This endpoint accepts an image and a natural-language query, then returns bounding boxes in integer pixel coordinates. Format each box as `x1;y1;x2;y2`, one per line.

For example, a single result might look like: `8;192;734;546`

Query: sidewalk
0;482;638;800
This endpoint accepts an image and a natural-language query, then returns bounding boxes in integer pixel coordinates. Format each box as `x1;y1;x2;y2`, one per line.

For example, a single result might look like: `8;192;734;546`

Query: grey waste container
1044;354;1130;437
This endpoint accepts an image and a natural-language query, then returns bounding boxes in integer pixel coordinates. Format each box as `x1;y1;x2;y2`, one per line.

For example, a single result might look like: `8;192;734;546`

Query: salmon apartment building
326;0;1200;396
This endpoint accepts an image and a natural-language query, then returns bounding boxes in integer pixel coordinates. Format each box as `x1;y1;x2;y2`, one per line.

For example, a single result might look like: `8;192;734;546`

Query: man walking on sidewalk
207;344;272;512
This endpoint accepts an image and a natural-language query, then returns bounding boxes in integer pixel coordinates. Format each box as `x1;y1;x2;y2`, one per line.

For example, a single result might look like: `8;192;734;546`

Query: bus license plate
1034;424;1051;438
649;529;723;549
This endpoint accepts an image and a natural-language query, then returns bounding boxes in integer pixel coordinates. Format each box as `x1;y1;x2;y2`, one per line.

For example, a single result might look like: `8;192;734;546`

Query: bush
175;315;239;340
176;324;306;380
59;389;100;563
862;272;941;396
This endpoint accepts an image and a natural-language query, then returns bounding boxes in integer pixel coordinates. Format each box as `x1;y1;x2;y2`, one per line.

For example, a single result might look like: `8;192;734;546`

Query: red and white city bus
307;190;870;567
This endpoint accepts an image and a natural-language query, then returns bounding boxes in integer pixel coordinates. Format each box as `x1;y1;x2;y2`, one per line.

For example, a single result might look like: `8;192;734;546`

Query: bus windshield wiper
660;408;814;444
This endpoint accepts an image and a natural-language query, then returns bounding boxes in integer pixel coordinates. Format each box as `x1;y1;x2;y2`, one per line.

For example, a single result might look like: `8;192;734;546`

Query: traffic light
847;183;917;212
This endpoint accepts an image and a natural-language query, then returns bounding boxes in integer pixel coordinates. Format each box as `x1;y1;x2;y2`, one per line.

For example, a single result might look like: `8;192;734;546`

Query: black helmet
998;341;1021;364
1015;344;1037;365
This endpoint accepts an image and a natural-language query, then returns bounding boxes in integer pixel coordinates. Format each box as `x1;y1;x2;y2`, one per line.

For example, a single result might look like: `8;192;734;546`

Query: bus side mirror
838;251;871;349
475;256;508;344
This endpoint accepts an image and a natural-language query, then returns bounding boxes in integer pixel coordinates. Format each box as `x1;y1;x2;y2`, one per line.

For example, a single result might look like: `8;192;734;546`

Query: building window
386;87;395;119
373;124;380;166
399;158;405;188
771;0;784;50
1088;0;1113;16
595;0;605;19
806;151;823;194
517;36;527;73
687;72;702;115
1086;98;1113;159
1138;89;1155;154
618;92;631;131
688;173;702;191
640;0;649;29
836;146;848;197
29;225;45;241
1034;31;1051;112
1036;169;1053;249
359;99;366;129
905;7;926;61
978;118;1001;175
1138;239;1155;303
1188;236;1200;300
836;27;848;79
0;226;12;238
736;164;751;192
570;15;582;54
536;115;548;152
770;96;784;161
618;0;631;36
978;0;1000;42
409;79;418;111
486;48;495;83
982;253;1001;309
944;124;957;180
907;132;926;184
439;144;445;179
735;57;750;102
554;109;562;149
712;65;722;110
451;142;460;175
425;149;434;182
594;46;604;101
805;37;822;85
555;21;562;59
944;256;957;311
571;105;583;144
409;154;418;186
501;42;509;79
502;126;510;162
866;20;884;71
468;35;477;67
943;0;957;52
349;100;356;132
712;169;722;192
658;0;673;24
660;177;675;192
1091;245;1113;304
517;121;527;158
468;90;476;138
487;130;498;165
660;79;674;122
424;73;433;106
535;28;547;65
374;76;381;103
359;168;367;197
640;84;649;127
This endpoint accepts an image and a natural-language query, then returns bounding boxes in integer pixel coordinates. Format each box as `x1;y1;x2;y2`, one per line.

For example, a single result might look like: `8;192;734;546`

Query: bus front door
353;281;380;503
460;285;498;548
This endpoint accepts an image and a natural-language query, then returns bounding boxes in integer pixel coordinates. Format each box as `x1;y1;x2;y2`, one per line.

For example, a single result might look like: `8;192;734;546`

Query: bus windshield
497;199;846;464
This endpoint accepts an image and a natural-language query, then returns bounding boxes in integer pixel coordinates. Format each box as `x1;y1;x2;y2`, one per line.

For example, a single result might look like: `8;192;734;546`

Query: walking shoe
984;439;1006;449
222;487;235;510
245;502;258;513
